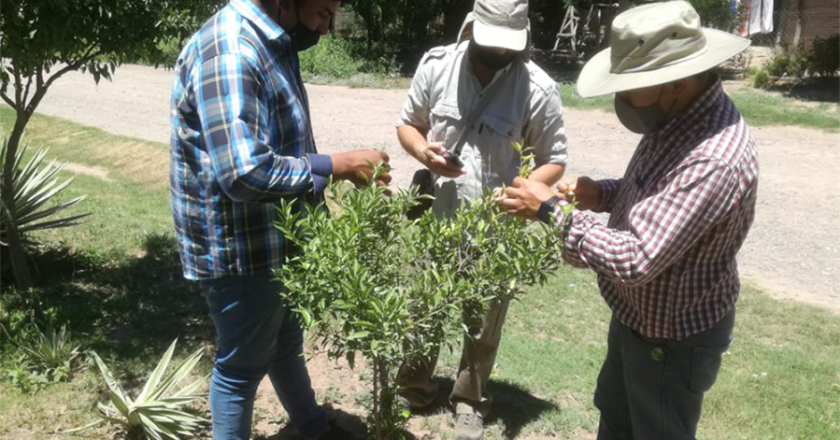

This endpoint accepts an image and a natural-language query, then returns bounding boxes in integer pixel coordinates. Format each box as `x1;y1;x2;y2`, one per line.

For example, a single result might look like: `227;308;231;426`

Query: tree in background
0;0;224;288
346;0;474;74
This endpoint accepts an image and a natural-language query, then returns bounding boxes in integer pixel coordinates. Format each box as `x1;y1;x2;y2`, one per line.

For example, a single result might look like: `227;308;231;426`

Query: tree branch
21;75;33;109
13;65;22;108
0;92;14;108
24;47;102;116
43;48;101;91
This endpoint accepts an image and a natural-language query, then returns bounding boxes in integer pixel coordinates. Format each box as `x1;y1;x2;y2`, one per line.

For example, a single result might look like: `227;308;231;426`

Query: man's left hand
497;177;556;221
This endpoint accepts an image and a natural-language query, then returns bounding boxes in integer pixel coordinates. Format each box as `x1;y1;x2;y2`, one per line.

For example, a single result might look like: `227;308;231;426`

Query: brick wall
779;0;840;48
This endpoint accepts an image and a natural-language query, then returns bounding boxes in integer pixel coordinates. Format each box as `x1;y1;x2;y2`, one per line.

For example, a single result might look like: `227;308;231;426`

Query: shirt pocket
478;115;520;186
429;102;462;150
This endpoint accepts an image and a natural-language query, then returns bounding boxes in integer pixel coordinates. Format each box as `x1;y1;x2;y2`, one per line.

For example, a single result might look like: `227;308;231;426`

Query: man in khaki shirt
396;1;568;438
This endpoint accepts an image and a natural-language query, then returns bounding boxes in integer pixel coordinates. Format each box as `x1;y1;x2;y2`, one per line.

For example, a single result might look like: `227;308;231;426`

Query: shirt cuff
306;153;333;177
311;174;328;194
562;210;590;268
538;196;563;225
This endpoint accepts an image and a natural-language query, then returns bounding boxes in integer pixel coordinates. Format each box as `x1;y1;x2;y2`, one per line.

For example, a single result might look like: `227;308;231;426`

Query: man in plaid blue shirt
170;0;387;438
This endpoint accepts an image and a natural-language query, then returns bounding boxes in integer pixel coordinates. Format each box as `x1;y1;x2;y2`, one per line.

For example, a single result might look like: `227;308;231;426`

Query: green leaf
347;331;370;341
136;339;178;403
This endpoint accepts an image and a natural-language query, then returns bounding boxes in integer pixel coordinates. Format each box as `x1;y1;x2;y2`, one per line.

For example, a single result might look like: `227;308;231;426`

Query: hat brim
473;19;528;52
577;29;750;98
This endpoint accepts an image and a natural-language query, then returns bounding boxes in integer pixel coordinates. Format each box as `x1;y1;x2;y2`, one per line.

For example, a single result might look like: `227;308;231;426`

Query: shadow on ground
266;407;380;440
1;232;214;374
412;377;559;439
771;77;840;103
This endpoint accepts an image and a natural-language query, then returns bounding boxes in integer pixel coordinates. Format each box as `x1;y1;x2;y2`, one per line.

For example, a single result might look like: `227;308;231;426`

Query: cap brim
473;19;528;52
577;29;750;98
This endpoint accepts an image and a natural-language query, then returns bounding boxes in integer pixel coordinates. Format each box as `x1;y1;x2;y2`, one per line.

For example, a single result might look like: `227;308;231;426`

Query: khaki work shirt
397;40;568;213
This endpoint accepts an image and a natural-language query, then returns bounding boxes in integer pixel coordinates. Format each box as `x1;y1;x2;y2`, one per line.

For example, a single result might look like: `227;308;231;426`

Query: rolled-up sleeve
526;84;568;166
562;158;740;286
197;53;319;202
397;55;432;131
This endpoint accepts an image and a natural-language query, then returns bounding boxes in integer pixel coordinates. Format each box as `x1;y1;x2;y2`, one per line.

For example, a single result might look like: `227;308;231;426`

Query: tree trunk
372;358;383;440
2;109;33;289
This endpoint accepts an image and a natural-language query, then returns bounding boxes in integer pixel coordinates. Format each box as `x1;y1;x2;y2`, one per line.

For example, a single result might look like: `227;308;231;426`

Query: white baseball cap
467;0;530;52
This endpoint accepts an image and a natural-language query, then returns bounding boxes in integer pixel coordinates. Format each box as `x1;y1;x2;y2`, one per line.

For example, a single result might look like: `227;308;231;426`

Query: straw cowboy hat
577;1;750;98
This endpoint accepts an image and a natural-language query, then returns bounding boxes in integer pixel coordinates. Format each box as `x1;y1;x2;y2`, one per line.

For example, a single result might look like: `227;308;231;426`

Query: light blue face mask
614;87;673;135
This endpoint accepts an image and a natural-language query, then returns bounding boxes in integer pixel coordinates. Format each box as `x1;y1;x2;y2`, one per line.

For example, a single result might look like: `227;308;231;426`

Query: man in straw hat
395;0;568;438
498;2;759;439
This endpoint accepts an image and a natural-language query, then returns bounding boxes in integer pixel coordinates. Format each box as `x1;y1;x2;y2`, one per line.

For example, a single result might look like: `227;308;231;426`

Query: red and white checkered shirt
553;79;759;340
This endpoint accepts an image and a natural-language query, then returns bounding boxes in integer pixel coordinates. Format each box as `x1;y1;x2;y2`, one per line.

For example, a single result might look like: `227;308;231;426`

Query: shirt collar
230;0;288;42
658;74;725;139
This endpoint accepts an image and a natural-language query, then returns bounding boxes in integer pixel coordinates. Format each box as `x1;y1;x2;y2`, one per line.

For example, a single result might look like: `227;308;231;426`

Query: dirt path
22;64;840;312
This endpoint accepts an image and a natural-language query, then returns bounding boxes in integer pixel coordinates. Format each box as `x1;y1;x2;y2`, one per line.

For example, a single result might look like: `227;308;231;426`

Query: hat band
610;34;708;74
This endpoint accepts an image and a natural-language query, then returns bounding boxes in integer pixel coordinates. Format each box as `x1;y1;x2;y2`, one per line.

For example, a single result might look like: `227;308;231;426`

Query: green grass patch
303;72;412;90
730;90;840;132
0;107;214;438
1;109;837;439
433;273;840;440
559;82;614;112
556;82;840;132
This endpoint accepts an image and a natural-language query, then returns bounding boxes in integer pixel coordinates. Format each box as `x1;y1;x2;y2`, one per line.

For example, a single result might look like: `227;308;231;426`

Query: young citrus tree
275;148;572;439
0;0;224;287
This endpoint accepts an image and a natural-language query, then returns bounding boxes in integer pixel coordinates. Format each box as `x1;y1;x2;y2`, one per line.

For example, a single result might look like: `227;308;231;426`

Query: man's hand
557;176;601;211
332;150;392;187
498;177;556;221
422;143;467;178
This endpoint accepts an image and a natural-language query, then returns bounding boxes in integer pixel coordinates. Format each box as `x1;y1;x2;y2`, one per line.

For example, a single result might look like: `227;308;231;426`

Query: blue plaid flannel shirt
169;0;332;280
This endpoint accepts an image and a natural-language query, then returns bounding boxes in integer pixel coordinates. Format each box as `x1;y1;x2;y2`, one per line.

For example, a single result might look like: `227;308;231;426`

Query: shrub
753;70;771;89
808;35;840;77
274;146;571;439
298;34;363;79
761;36;839;85
762;51;807;81
764;55;792;78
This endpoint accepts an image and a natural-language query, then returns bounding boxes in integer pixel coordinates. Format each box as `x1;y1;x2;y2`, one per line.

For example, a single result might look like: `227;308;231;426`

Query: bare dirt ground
11;64;838;438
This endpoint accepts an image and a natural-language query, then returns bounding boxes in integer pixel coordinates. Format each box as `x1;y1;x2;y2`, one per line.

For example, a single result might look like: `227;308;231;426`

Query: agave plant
89;339;209;440
0;134;88;247
19;323;81;382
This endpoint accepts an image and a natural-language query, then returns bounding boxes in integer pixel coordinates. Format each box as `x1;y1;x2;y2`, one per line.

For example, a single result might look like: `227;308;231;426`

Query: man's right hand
422;143;467;178
332;150;392;187
557;176;601;211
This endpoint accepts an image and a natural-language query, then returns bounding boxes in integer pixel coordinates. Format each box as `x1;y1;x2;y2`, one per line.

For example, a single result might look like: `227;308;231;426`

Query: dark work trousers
595;310;735;440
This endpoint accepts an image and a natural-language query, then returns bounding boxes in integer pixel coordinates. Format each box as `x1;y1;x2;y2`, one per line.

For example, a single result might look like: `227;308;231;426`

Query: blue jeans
199;276;328;440
594;311;735;440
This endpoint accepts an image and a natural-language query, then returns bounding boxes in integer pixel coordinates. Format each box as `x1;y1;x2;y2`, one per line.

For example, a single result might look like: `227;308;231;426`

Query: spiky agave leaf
0;135;89;246
88;339;209;439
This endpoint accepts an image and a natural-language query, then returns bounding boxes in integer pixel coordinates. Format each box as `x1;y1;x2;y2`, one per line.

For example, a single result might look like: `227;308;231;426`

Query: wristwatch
537;195;562;224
